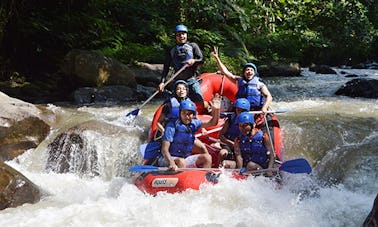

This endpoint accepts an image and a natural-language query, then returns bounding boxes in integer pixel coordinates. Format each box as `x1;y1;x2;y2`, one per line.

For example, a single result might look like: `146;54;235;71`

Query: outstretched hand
186;59;195;66
212;46;219;59
210;94;221;111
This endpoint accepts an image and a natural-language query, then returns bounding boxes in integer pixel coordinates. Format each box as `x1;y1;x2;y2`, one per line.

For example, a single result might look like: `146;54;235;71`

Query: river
1;68;377;227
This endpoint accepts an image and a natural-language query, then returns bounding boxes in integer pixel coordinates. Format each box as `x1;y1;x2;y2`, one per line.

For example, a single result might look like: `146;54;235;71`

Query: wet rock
309;65;337;74
46;129;99;176
335;78;378;98
72;84;155;105
0;92;54;161
363;194;378;227
61;49;137;87
46;120;142;178
131;62;162;86
259;62;302;77
0;162;41;210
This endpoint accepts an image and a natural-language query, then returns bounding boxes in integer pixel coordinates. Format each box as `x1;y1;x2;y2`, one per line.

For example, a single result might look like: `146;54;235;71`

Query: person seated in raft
158;97;221;171
218;98;250;168
156;80;191;139
155;79;208;155
212;46;273;127
233;112;275;176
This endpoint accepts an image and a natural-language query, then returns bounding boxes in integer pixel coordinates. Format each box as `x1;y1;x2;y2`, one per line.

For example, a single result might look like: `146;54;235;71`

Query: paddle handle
137;64;188;110
222;109;288;115
150;166;279;174
194;127;222;138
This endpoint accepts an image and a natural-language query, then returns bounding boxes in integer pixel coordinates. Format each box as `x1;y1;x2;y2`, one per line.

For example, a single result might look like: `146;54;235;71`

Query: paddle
125;64;188;118
129;158;312;174
139;127;223;159
221;109;289;118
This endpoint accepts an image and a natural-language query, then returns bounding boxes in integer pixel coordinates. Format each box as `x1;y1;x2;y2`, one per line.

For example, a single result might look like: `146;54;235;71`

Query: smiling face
175;84;188;98
180;109;195;124
243;67;256;80
175;31;187;44
238;122;253;135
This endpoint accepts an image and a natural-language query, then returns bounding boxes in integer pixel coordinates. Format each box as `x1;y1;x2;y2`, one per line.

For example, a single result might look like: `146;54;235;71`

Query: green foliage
0;0;377;76
101;42;164;64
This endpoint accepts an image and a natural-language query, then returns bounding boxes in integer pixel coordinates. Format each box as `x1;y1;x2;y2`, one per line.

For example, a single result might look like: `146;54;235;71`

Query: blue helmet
234;98;250;111
179;100;196;113
174;24;188;33
237;112;254;124
174;80;188;89
243;62;258;74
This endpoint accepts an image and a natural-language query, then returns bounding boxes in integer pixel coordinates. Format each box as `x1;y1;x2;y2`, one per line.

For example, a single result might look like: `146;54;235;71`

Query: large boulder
0;162;41;210
72;84;155;105
309;65;337;74
46;120;142;178
61;49;137;87
335;78;378;98
131;62;163;86
0;92;54;161
363;194;378;227
259;62;302;77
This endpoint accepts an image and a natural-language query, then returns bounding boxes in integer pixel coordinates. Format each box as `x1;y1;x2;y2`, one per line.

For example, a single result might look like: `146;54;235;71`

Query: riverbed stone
0;162;41;210
309;65;337;74
61;49;137;87
335;78;378;98
71;84;155;105
259;62;302;77
0;92;54;161
363;194;378;227
45;120;142;178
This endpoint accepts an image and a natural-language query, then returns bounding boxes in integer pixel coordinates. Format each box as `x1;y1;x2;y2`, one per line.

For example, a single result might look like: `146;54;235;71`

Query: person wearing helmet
157;24;208;113
217;98;250;168
212;47;273;125
155;80;190;139
158;96;221;171
232;112;275;176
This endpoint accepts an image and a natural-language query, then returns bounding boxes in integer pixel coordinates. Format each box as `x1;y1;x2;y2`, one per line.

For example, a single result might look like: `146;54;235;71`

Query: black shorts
220;144;235;160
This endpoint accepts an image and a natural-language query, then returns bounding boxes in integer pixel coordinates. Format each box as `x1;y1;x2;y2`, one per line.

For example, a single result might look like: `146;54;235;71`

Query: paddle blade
279;158;312;174
129;165;161;172
140;141;161;159
125;108;140;117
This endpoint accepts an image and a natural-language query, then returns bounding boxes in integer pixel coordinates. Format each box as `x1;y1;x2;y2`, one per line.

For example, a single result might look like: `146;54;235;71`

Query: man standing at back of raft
157;24;208;113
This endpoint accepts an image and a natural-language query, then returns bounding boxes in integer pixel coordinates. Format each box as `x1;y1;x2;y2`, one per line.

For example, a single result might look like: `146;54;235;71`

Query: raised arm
234;138;243;169
201;95;221;129
218;120;234;147
260;85;273;114
212;47;238;83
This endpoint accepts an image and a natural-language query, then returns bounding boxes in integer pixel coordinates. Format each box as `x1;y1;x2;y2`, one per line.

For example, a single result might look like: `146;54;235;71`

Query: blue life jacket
236;77;265;110
224;114;240;141
239;130;268;166
169;120;196;158
171;43;194;70
165;97;180;122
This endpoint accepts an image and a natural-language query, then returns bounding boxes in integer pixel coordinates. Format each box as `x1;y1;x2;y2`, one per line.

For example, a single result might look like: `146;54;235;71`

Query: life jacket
224;114;240;141
239;129;268;166
164;97;192;125
168;120;196;158
170;43;194;70
165;97;180;122
236;77;265;110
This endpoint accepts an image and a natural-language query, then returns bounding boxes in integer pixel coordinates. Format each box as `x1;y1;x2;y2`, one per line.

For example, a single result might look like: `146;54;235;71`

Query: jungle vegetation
0;0;377;79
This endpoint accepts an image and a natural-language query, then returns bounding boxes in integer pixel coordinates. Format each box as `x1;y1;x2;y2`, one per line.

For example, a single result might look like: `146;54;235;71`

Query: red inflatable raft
135;72;284;194
148;72;238;142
